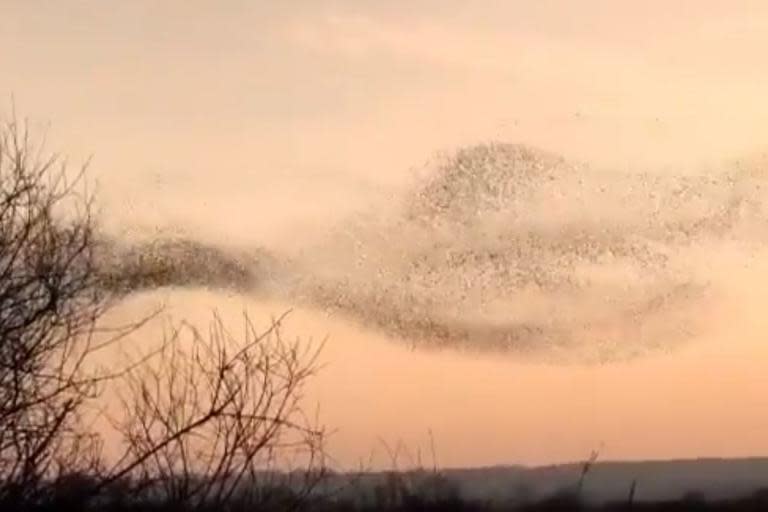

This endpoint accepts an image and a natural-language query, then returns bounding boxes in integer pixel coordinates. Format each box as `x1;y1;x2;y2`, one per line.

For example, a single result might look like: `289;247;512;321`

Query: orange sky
108;247;768;469
3;1;768;468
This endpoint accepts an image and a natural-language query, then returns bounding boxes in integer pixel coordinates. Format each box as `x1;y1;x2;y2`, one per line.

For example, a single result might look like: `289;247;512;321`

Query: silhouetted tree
0;113;326;511
101;311;326;511
0;112;113;508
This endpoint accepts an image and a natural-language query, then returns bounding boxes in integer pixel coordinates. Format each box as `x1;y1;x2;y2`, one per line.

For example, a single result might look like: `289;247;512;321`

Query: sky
3;1;768;468
4;1;768;243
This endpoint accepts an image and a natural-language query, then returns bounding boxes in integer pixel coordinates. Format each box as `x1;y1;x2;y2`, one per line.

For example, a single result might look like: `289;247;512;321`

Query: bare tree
0;112;114;507
0;113;327;510
103;311;327;511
